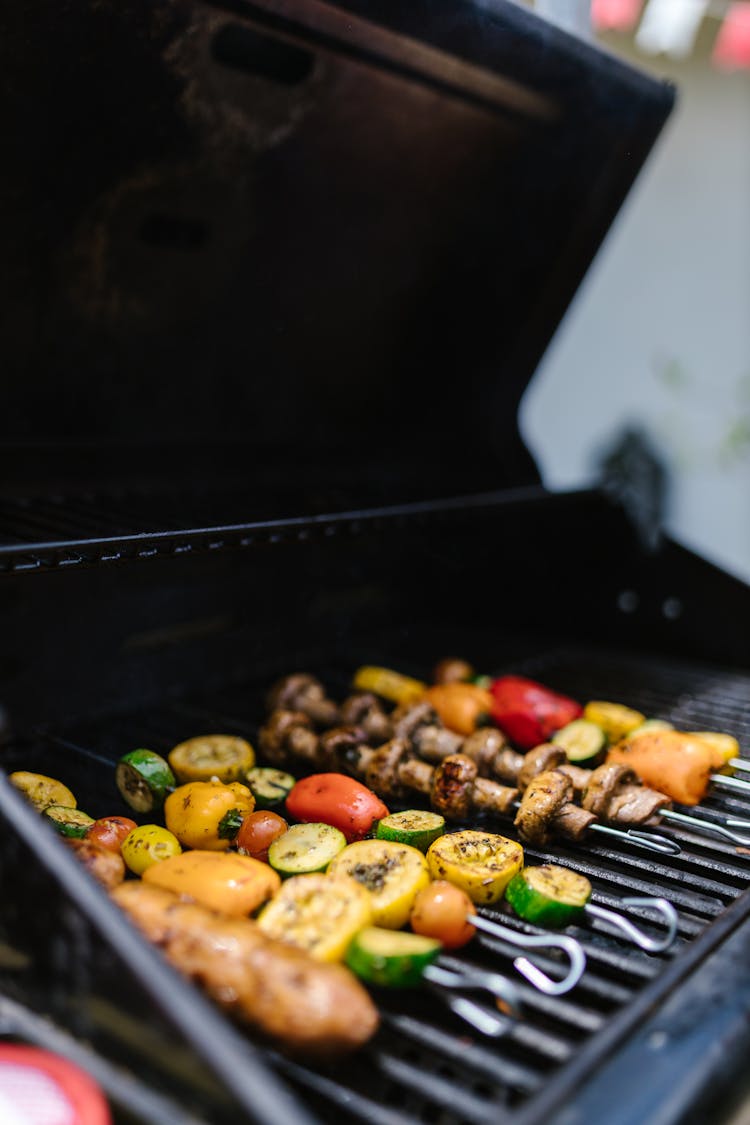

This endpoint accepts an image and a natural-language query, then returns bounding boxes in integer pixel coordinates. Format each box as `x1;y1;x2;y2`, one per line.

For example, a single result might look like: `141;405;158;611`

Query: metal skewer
465;916;586;996
423;964;520;1037
727;758;750;773
708;773;750;795
509;800;682;856
659;807;750;847
584;897;678;953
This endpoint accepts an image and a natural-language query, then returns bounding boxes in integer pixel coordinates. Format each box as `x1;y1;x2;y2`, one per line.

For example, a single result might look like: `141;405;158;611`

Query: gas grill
2;1;750;1124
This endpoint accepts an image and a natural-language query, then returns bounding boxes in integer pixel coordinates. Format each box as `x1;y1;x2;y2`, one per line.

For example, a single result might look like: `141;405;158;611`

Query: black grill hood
2;0;673;501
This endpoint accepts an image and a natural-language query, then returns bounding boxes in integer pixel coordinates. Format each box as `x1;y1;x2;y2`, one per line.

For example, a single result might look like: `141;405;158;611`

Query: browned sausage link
112;883;379;1057
67;838;125;889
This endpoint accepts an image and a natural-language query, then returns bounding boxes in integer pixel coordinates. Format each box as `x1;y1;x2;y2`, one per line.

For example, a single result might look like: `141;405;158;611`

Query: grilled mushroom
258;710;319;767
457;728;515;776
339;693;393;744
517;744;567;792
363;738;414;800
433;658;476;684
431;754;519;820
266;674;339;728
583;763;671;825
514;770;575;845
393;701;464;761
318;726;370;772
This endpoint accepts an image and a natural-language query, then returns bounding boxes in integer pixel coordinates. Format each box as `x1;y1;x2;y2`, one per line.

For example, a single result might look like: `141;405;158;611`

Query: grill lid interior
2;0;673;502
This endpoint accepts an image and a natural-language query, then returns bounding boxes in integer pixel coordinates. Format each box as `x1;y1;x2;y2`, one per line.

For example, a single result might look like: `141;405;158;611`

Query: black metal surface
2;645;750;1124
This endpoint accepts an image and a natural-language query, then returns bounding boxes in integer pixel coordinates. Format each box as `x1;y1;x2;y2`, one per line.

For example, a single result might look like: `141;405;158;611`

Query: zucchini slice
9;772;76;812
168;735;255;784
582;701;645;743
376;810;445;852
116;749;175;813
552;719;607;764
42;805;95;839
258;873;373;961
629;719;674;738
328;840;430;929
267;822;347;877
346;926;441;987
245;766;296;809
505;864;591;927
426;830;523;905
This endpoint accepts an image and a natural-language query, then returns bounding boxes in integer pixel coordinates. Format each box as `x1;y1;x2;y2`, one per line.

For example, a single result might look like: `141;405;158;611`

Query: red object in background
489;675;583;750
712;3;750;69
592;0;642;31
0;1046;111;1125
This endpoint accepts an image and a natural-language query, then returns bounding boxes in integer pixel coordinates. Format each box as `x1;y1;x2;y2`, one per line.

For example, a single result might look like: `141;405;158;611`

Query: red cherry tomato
489;675;582;750
285;773;389;842
236;810;288;862
410;880;476;949
85;816;137;854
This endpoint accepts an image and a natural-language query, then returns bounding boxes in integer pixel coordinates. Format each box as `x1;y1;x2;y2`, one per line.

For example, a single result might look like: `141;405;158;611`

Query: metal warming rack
2;1;750;1123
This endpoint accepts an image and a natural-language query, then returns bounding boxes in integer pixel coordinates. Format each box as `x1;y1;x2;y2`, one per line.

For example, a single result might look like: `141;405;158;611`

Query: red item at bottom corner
0;1045;111;1125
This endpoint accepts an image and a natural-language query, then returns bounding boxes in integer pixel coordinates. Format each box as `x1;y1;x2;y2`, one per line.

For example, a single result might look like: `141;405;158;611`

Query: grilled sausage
112;882;379;1056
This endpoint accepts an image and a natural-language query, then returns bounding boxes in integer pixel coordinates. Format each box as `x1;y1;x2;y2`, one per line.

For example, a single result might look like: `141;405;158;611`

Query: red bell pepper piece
285;773;389;842
489;675;582;750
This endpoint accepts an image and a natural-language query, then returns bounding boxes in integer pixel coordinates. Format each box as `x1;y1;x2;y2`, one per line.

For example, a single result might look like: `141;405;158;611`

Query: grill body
2;1;750;1123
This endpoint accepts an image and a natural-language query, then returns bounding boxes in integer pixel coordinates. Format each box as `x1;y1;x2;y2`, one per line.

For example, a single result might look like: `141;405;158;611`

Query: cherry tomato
235;810;288;862
410;880;476;949
85;816;137;853
285;773;389;843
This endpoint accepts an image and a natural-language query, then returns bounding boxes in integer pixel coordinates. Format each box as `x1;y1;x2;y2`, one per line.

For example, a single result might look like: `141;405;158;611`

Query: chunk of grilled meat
514;769;596;845
67;838;125;889
339;693;393;745
266;674;339;728
258;709;319;768
583;763;671;825
112;882;378;1057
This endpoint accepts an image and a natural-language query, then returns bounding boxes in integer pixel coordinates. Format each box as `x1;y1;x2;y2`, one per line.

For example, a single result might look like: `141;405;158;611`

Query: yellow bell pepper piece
583;701;645;743
164;780;255;850
353;666;426;706
257;873;373;961
427;830;524;905
143;849;280;915
688;731;739;768
327;839;430;929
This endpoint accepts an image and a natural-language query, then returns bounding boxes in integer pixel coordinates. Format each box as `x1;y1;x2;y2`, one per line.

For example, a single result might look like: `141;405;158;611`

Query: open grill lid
2;0;673;502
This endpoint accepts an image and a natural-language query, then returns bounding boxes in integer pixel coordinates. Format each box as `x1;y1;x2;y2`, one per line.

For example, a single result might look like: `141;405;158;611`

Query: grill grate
2;647;750;1124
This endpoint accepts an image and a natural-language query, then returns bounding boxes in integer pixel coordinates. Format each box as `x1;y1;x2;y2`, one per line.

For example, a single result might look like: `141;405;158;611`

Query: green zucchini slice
376;810;446;852
116;749;175;813
505;864;591;927
267;822;347;877
552;719;607;764
42;805;95;839
245;766;296;809
345;926;441;987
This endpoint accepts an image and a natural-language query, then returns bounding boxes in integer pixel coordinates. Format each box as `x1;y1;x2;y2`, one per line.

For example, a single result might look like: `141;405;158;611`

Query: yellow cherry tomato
164;780;255;851
121;825;182;875
168;735;255;784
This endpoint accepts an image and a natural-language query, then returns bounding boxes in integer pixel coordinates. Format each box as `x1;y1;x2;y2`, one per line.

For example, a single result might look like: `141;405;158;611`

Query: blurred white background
519;2;750;582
